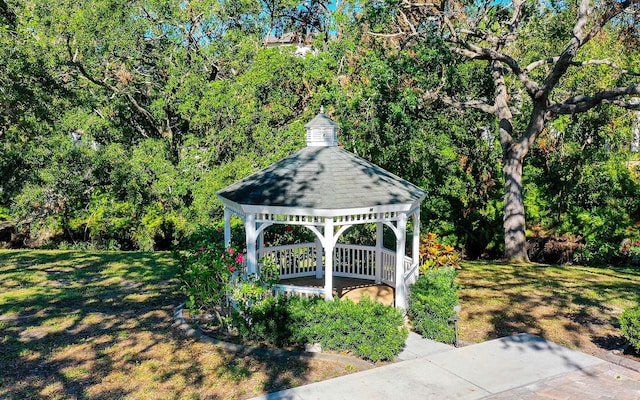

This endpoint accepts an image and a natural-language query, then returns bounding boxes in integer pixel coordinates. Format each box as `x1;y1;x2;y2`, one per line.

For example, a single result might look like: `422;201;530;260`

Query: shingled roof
216;145;426;210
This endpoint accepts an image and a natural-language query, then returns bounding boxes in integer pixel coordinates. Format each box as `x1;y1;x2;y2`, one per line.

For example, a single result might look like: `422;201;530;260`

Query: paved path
249;333;640;400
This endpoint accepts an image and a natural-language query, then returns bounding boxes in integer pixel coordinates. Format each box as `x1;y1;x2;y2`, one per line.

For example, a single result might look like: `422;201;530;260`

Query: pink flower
235;254;243;263
198;247;206;252
228;266;235;272
217;227;223;232
227;247;234;254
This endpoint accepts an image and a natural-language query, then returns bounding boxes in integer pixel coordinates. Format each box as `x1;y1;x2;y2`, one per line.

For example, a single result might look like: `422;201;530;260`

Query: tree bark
502;149;528;262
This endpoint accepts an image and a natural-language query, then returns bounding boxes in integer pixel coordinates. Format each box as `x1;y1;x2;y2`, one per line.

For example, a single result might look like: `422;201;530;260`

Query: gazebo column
245;213;258;275
223;208;232;247
395;214;408;310
411;210;421;284
375;222;383;284
323;218;335;300
315;236;323;279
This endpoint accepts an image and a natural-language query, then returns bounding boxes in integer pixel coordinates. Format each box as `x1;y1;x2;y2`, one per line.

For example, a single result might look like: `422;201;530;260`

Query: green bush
301;297;408;362
408;267;459;344
235;295;311;347
620;306;640;351
176;242;244;325
238;296;408;362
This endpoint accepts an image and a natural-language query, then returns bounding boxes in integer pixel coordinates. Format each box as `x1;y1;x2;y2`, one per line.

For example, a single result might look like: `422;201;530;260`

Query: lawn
457;261;640;357
0;250;358;400
4;252;639;399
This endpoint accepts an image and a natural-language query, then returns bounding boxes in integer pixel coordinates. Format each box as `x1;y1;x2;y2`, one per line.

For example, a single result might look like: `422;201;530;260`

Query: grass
0;250;358;400
457;261;640;356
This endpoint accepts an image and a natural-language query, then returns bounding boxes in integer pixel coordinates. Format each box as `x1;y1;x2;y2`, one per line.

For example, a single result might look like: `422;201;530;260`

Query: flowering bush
176;241;245;325
177;240;283;330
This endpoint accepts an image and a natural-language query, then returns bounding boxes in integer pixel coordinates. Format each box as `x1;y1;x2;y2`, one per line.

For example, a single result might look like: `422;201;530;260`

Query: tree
371;0;640;261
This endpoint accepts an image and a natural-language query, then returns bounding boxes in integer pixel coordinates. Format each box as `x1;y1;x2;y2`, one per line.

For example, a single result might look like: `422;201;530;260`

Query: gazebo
217;110;427;309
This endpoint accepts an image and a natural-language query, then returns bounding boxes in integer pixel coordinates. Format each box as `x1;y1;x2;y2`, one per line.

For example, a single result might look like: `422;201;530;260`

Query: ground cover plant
457;261;640;357
0;250;360;399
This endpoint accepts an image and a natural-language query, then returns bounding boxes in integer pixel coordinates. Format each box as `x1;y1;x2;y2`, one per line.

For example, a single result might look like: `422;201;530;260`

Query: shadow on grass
0;250;329;399
457;261;640;353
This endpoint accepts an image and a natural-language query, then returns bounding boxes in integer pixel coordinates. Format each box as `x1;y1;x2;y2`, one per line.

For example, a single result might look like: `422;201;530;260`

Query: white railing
259;243;317;278
380;248;396;287
259;243;417;290
404;261;419;287
270;284;324;299
404;256;413;273
333;244;376;279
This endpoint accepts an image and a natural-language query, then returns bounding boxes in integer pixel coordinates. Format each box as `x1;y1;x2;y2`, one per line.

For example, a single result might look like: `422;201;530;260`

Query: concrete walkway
249;333;640;400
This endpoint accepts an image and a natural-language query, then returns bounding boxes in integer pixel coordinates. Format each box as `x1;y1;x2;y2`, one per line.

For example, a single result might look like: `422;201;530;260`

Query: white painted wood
324;218;335;300
271;284;325;299
259;243;318;278
245;214;258;275
380;249;396;287
224;208;232;247
375;222;383;284
334;244;376;280
412;210;421;284
394;214;408;310
315;237;323;279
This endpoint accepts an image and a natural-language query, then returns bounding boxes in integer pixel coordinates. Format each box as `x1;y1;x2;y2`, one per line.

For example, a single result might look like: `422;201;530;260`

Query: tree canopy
1;0;639;265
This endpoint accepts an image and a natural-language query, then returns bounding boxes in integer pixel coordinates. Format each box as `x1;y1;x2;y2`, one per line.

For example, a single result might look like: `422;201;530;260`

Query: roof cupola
304;107;339;147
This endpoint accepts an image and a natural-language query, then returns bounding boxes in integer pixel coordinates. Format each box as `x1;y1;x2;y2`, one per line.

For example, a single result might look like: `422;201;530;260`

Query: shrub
300;297;408;362
408;266;459;344
238;296;408;362
620;306;640;351
176;241;244;325
419;233;459;271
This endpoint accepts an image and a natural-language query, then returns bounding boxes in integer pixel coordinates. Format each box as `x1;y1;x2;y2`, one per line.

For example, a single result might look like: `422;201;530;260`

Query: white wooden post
412;210;421;283
257;224;264;261
315;237;323;279
375;222;383;284
323;218;335;300
395;214;408;310
245;213;258;275
224;208;232;247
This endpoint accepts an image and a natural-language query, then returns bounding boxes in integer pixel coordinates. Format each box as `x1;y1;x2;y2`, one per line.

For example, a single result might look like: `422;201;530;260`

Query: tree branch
526;57;640;76
437;94;495;114
66;36;161;138
541;0;640;96
549;84;640;114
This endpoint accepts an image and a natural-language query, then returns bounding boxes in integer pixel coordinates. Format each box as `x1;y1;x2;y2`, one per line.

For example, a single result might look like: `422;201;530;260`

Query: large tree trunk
503;149;529;262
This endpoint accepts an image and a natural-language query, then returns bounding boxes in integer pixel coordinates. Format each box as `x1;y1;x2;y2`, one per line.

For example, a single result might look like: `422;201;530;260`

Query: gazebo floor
278;276;395;307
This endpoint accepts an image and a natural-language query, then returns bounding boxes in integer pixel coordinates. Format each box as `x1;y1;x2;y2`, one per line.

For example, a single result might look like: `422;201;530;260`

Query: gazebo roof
217;145;426;210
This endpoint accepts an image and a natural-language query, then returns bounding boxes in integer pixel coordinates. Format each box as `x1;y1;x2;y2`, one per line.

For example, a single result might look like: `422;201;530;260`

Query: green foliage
299;297;408;362
231;295;307;347
2;0;639;265
620;307;640;351
526;107;640;265
408;267;459;344
176;242;243;324
228;257;280;326
238;296;408;362
419;233;460;271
